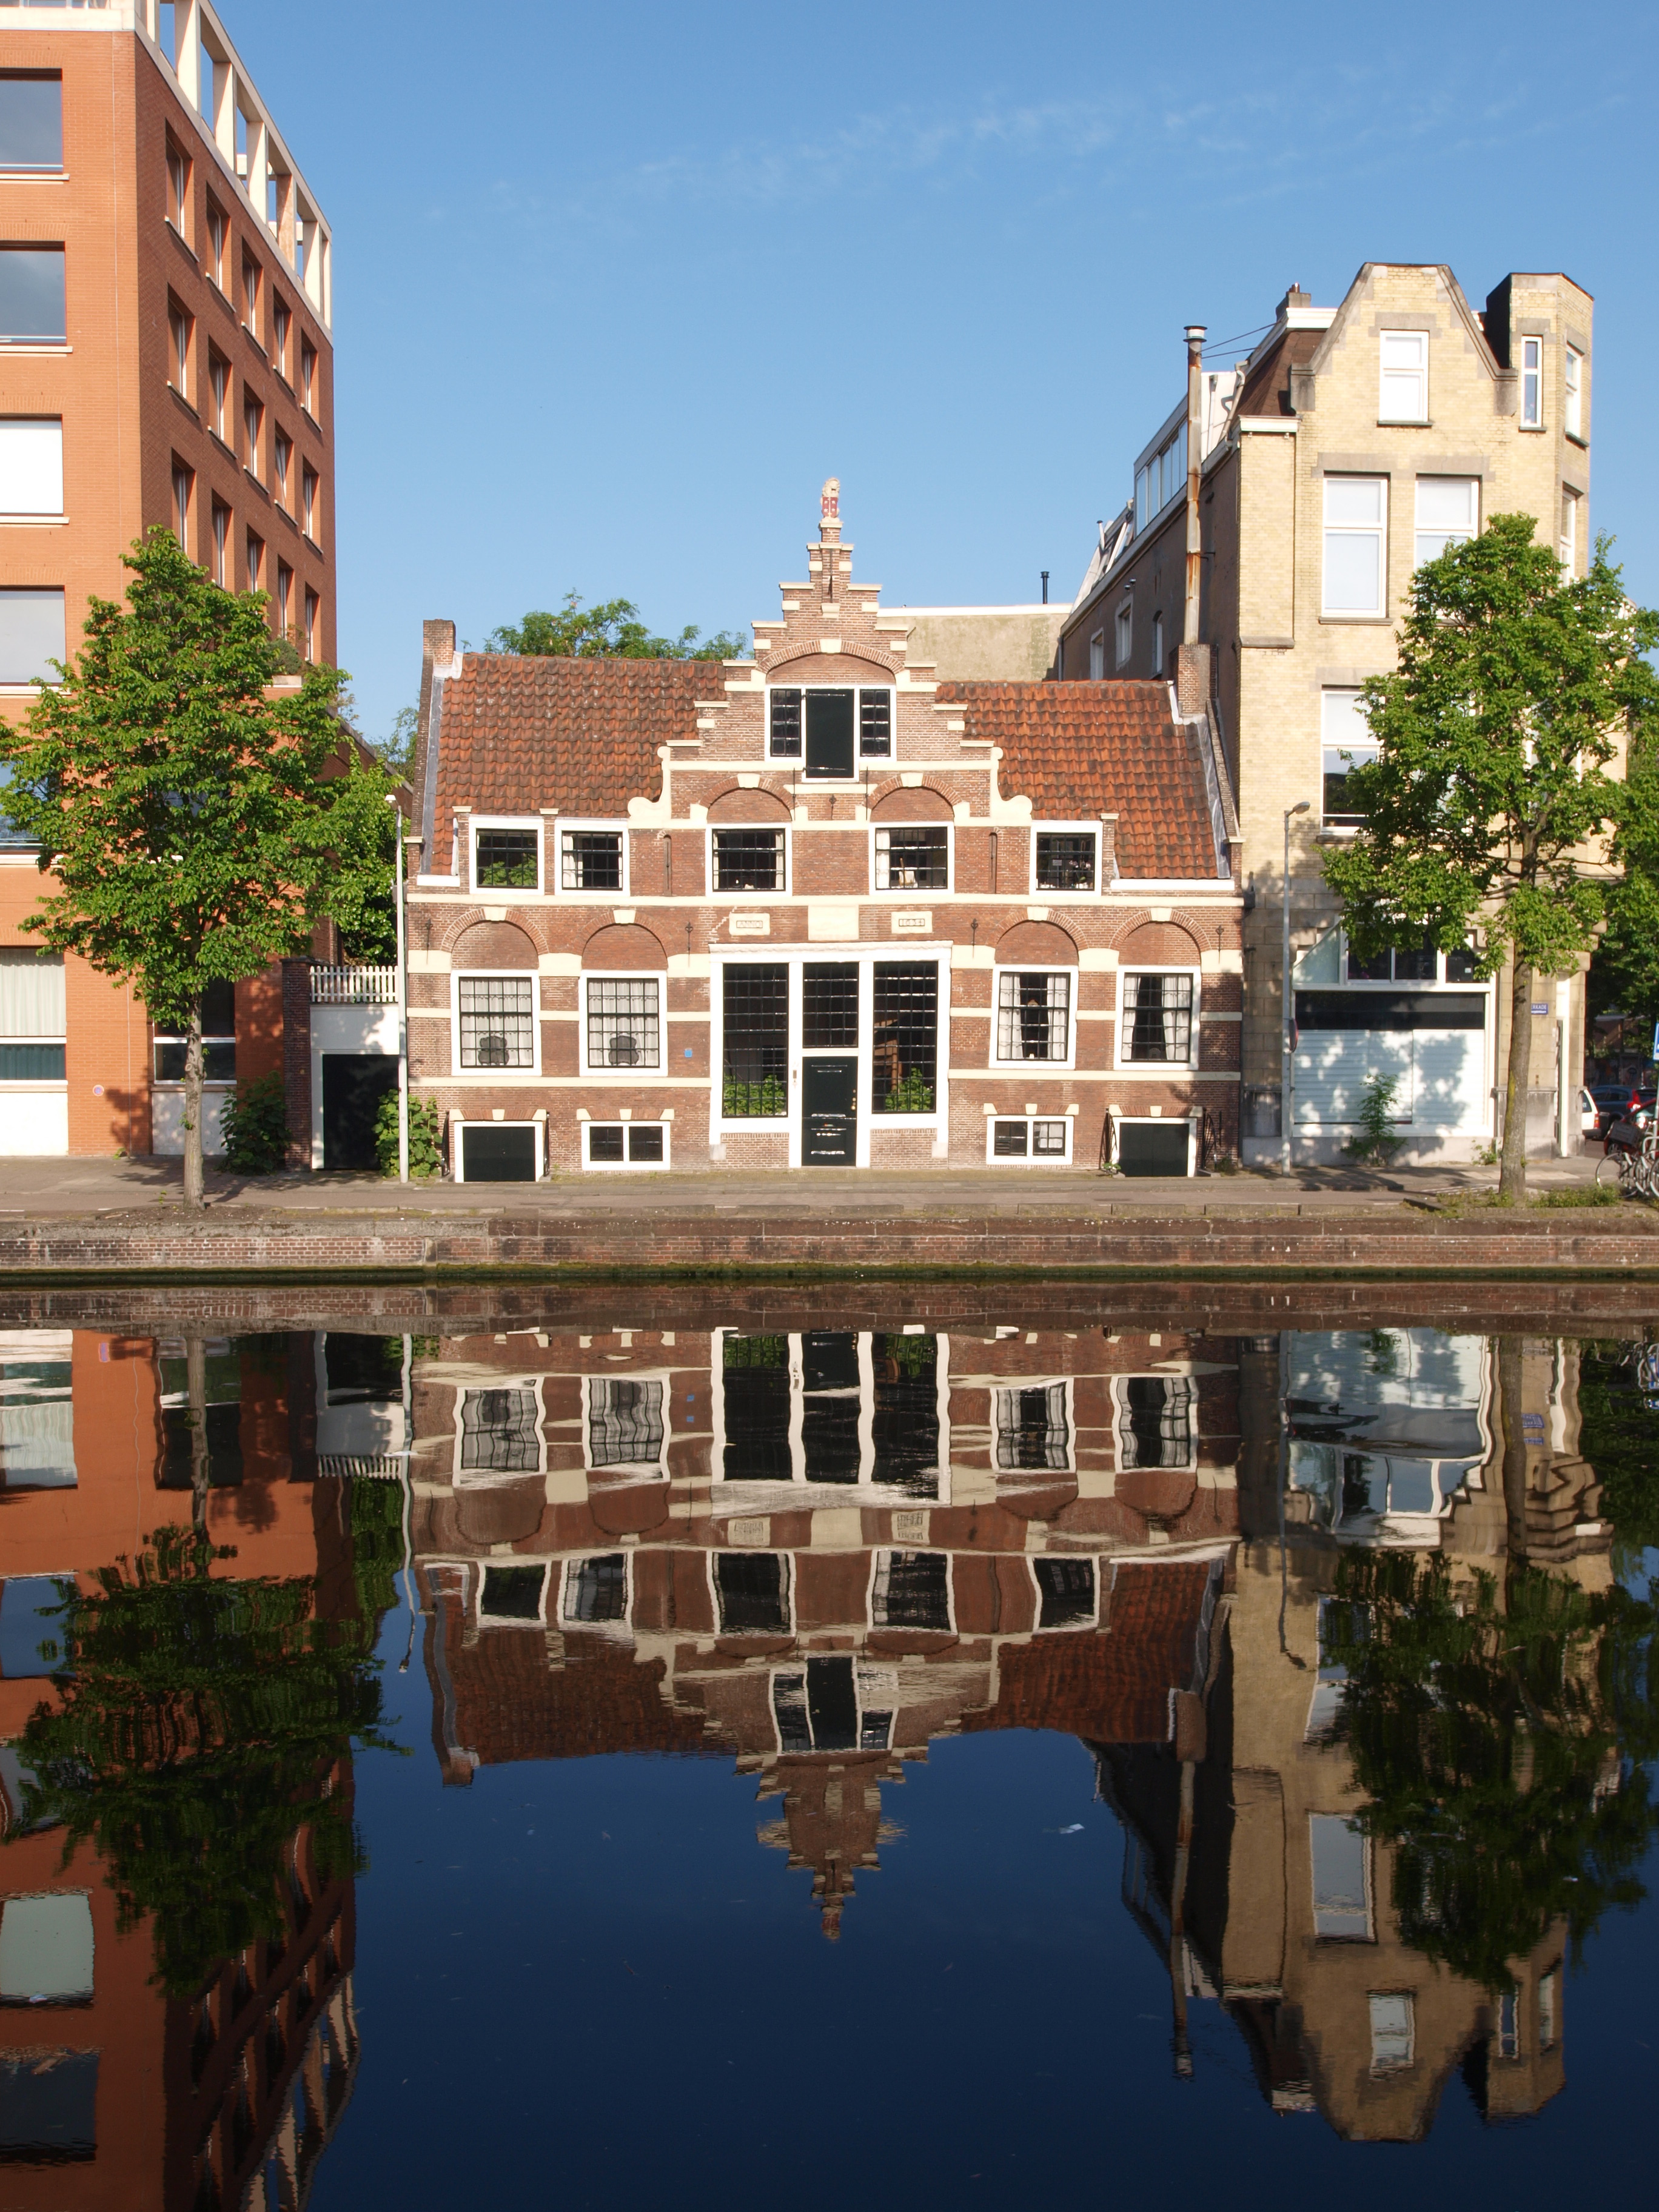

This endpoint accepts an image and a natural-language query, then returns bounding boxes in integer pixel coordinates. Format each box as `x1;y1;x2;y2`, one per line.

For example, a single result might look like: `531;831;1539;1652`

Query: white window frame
581;1370;670;1478
706;821;788;899
1309;1812;1375;1941
581;1117;671;1171
1378;329;1427;423
1369;1992;1415;2075
870;821;952;897
711;1327;952;1503
1088;629;1105;680
578;969;665;1079
1028;1552;1101;1632
1559;486;1580;576
868;1547;956;1634
451;968;540;1079
450;1116;545;1181
451;1375;547;1484
1413;475;1478;569
985;1112;1073;1165
0;418;63;519
467;814;542;899
554;817;629;899
1115;966;1199;1071
1564;345;1584;439
1320;688;1379;831
1110;1373;1199;1474
706;1547;796;1637
1030;822;1103;899
764;683;896;772
991;964;1076;1071
1520;334;1544;428
1322;475;1388;619
1114;598;1132;667
991;1376;1076;1475
558;1550;634;1632
477;1558;551;1626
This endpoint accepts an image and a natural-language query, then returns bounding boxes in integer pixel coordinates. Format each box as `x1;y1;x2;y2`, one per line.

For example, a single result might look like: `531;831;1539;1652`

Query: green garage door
1118;1122;1190;1176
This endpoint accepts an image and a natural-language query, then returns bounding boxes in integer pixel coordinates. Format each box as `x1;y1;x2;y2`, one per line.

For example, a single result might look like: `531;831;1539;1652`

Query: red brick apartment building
410;484;1245;1179
0;1;335;1159
0;1326;361;2202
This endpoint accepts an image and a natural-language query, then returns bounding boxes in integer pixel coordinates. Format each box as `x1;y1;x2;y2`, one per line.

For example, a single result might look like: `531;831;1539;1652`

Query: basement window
989;1116;1070;1163
584;1122;666;1169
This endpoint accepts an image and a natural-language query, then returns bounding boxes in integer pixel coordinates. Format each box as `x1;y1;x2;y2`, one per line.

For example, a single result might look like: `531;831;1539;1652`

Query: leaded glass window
874;825;948;891
996;971;1070;1062
459;976;535;1069
871;963;937;1113
585;977;659;1070
1122;972;1193;1063
588;1378;665;1469
722;964;787;1116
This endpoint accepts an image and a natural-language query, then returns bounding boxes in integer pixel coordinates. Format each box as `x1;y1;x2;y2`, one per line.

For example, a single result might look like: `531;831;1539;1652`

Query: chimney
1184;325;1205;646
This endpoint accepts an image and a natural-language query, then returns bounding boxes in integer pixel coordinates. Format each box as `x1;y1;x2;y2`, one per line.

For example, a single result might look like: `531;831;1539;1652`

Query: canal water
1;1290;1656;2208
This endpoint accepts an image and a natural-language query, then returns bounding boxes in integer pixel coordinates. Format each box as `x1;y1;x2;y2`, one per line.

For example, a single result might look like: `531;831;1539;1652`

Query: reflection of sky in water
1287;1331;1488;1533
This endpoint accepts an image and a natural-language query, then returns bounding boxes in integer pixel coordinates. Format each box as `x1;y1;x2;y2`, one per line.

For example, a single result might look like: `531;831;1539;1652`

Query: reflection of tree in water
8;1523;388;1994
1324;1550;1659;1991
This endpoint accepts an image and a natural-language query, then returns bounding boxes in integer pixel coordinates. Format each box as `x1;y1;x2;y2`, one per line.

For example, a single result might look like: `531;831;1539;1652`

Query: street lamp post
1281;801;1311;1173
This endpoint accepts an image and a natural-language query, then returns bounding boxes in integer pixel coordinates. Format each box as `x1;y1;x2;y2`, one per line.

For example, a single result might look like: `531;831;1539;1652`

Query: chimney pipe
1041;571;1049;605
1184;324;1206;646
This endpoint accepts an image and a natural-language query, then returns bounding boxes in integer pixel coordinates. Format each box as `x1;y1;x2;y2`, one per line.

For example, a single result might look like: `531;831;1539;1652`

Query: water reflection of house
409;1321;1241;1934
1208;1326;1603;2140
0;1329;367;2205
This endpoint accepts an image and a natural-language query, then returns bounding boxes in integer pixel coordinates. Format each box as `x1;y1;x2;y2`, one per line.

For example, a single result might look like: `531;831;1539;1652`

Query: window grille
1034;1556;1095;1629
722;964;787;1116
720;1333;790;1480
565;1553;627;1625
871;1549;951;1631
993;1118;1068;1159
1122;973;1192;1062
872;1333;939;1493
768;688;803;757
996;971;1070;1062
800;1330;860;1484
1035;833;1096;891
871;963;937;1114
588;1378;664;1468
475;828;538;890
1117;1376;1195;1469
587;1124;665;1165
712;827;783;891
802;963;858;1048
586;977;659;1070
994;1383;1070;1470
560;829;622;891
460;1387;539;1473
859;691;892;756
875;825;948;891
459;975;535;1069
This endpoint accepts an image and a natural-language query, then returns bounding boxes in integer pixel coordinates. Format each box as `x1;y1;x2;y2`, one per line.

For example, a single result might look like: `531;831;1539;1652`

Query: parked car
1587;1084;1657;1141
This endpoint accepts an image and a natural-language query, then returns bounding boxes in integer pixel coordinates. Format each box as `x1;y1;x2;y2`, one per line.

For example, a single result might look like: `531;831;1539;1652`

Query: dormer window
769;686;894;777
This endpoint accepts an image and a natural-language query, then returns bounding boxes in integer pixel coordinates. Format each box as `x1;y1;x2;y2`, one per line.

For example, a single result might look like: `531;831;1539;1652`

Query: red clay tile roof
934;680;1221;880
961;1559;1212;1742
427;654;714;870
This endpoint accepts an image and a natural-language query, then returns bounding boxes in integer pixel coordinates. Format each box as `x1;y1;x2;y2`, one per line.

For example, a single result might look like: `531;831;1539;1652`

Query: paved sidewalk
0;1151;1601;1221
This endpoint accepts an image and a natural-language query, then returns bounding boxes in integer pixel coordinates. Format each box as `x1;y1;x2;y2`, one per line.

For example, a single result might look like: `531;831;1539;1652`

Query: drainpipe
1184;325;1206;646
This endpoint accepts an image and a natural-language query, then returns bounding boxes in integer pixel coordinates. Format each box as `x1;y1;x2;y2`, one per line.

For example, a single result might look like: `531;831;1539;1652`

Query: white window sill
0;513;67;526
0;343;70;355
1377;418;1431;428
1318;614;1391;625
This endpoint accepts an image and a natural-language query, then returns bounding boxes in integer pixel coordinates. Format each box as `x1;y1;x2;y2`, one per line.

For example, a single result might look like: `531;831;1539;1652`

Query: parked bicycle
1595;1118;1659;1196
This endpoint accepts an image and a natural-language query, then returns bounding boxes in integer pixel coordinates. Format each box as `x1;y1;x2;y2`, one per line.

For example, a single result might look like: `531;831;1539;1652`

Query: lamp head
1290;800;1311;817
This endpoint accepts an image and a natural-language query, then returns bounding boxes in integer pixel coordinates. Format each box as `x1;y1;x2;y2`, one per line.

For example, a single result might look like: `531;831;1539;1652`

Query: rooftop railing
310;964;397;1007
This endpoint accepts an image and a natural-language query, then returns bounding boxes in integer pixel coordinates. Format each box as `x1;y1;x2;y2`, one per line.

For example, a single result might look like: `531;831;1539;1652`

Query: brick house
408;484;1244;1179
1057;264;1597;1165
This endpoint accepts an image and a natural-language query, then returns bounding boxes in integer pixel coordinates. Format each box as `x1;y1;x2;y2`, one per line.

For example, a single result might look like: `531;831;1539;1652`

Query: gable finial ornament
819;475;842;545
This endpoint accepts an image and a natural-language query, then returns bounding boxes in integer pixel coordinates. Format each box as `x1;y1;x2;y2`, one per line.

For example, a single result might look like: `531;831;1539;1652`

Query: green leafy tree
1324;1548;1659;1992
0;531;397;1205
1321;515;1658;1201
7;1524;388;1995
489;591;745;662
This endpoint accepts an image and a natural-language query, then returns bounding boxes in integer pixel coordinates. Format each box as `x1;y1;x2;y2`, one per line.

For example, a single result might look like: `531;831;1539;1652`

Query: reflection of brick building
410;1318;1240;1933
0;1328;363;2202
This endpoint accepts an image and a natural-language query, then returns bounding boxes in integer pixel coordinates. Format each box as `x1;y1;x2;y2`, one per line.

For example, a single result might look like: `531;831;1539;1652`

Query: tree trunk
187;1333;210;1534
1499;954;1533;1204
182;1001;204;1210
1498;1333;1530;1595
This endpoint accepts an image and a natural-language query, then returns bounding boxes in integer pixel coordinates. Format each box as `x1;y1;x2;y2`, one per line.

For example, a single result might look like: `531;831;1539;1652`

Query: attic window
768;686;894;777
474;826;538;891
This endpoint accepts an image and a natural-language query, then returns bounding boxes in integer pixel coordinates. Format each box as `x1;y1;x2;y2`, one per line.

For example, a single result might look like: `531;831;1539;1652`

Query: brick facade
409;486;1245;1179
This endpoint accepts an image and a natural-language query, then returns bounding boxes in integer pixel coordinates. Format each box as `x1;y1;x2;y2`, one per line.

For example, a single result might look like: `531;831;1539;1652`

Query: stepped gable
934;679;1216;881
432;652;712;830
444;1624;712;1768
963;1560;1213;1742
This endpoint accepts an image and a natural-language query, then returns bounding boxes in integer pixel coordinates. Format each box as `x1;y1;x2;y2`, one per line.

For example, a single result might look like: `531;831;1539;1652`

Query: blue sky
238;0;1658;742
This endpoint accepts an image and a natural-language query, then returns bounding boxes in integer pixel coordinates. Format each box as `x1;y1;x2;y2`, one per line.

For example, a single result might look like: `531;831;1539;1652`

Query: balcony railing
310;964;397;1006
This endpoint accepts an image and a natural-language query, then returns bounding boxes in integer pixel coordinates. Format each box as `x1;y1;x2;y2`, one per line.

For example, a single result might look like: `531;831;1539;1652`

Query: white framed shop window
555;819;629;897
582;1118;669;1169
1116;968;1199;1069
991;967;1074;1070
1030;823;1103;897
986;1113;1072;1164
580;972;664;1076
469;816;541;897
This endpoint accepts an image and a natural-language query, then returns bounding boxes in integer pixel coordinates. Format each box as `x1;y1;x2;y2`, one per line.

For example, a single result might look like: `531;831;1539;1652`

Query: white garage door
1295;1027;1485;1128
